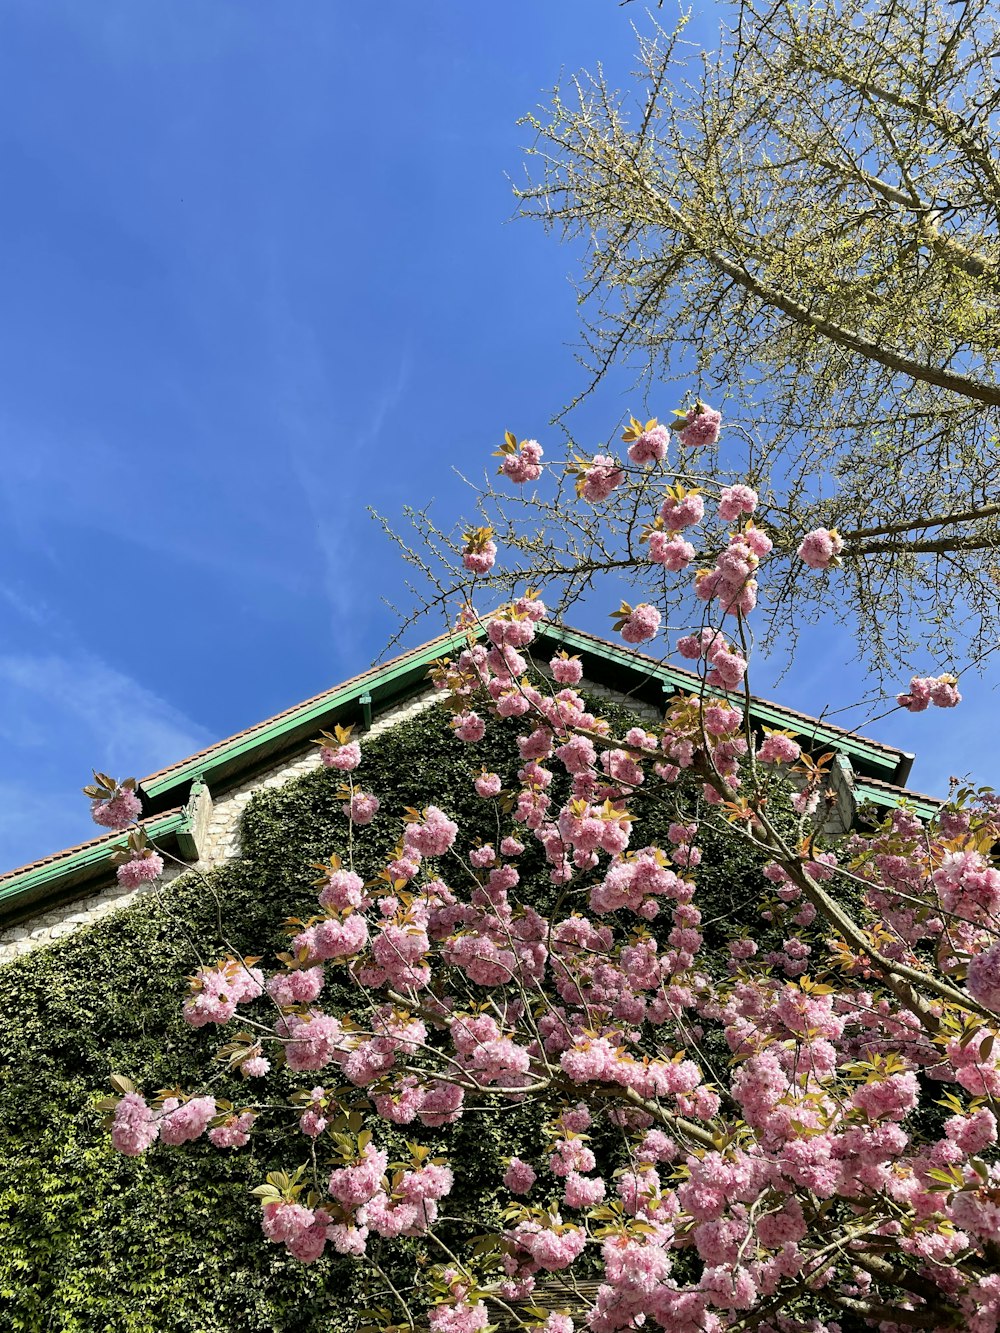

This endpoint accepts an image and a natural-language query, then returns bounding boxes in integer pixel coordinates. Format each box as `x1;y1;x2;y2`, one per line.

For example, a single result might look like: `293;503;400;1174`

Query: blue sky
0;1;995;871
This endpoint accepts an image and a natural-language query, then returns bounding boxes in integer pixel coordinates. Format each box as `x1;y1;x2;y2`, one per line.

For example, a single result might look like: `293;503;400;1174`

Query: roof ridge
550;623;908;760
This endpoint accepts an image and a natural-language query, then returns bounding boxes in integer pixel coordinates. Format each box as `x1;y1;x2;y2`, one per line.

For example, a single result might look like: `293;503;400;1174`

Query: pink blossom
428;1302;490;1333
579;456;625;503
327;1222;369;1255
159;1095;216;1146
757;734;801;765
501;439;543;484
648;532;695;570
744;524;773;558
309;913;369;960
321;740;362;771
620;603;661;644
718;484;758;522
898;672;962;711
700;1264;757;1310
261;1200;316;1245
946;1108;998;1154
851;1070;920;1121
626;422;670;465
503;1157;537;1194
514;593;546;621
267;966;325;1008
678;404;722;450
453;711;486;742
116;851;164;889
405;806;459;857
111;1092;159;1156
208;1111;254;1148
328;1143;389;1209
968;942;1000;1011
797;527;844;571
509;1218;587;1270
463;540;497;575
550;654;583;685
660;491;705;530
277;1011;343;1072
563;1171;605;1208
318;867;367;911
344;791;380;825
91;788;142;830
475;772;503;798
416;1081;464;1127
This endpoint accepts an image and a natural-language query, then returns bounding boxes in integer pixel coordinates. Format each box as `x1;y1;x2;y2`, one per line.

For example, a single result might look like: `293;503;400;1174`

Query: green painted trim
140;630;476;802
853;782;941;820
0;811;186;913
537;625;904;780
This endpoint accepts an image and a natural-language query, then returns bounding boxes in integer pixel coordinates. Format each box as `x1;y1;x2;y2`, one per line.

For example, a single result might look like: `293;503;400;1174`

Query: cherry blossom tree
94;402;1000;1333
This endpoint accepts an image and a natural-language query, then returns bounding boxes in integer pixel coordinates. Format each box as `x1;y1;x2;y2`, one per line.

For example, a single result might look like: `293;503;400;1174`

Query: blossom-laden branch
92;401;1000;1331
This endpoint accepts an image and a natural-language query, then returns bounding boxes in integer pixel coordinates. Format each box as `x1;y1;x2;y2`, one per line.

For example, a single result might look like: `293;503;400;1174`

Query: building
0;620;938;966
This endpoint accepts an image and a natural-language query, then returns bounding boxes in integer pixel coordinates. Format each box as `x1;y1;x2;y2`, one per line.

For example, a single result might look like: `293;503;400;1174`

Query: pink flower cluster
797;527;844;571
897;672;962;711
501;438;543;484
648;531;695;571
676;628;748;691
91;787;142;830
694;527;772;618
116;850;164;889
321;740;362;770
660;489;704;531
462;538;497;575
579;456;625;503
757;733;801;765
183;958;265;1027
718;485;757;522
475;771;503;798
344;791;380;825
620;603;661;644
969;943;1000;1011
678;403;722;449
626;422;670;466
550;653;583;685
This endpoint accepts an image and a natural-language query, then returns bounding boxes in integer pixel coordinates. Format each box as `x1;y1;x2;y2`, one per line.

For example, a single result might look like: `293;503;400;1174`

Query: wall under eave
0;689;441;967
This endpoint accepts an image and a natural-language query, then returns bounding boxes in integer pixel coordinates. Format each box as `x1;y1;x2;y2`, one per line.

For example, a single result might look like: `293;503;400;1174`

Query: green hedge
0;697;774;1333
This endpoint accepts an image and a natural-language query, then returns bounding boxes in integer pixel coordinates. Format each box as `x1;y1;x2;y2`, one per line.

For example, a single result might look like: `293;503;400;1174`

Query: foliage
515;0;1000;670
0;697;769;1332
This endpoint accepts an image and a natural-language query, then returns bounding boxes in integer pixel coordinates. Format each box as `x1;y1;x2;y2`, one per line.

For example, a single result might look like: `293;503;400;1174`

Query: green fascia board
140;618;905;811
535;624;906;782
0;811;186;922
853;782;941;820
139;629;478;805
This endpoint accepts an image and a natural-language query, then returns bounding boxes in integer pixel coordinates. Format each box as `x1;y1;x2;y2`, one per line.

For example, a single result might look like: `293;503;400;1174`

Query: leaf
249;1184;282;1201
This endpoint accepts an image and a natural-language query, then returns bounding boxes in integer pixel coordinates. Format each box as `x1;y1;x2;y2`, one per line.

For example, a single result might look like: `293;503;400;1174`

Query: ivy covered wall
0;697;774;1333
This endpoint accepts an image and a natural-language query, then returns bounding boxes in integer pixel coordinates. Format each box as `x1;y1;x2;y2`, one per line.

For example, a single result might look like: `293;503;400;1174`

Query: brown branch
640;182;1000;406
840;501;1000;542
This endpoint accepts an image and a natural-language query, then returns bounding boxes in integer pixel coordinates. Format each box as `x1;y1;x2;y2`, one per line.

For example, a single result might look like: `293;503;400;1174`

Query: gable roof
0;619;935;926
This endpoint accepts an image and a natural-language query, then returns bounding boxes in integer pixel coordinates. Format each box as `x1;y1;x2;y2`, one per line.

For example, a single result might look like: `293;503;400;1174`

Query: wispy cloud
0;649;212;871
0;651;211;774
263;267;413;669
